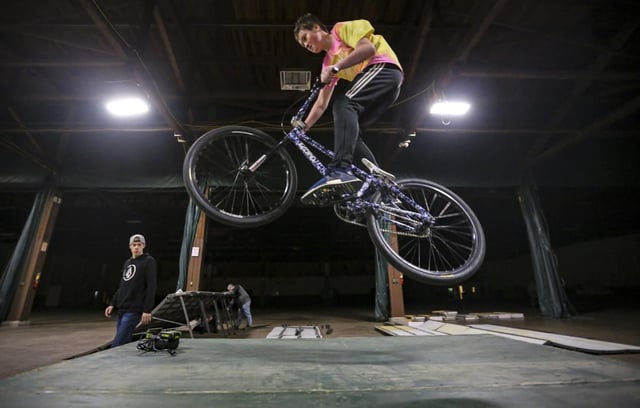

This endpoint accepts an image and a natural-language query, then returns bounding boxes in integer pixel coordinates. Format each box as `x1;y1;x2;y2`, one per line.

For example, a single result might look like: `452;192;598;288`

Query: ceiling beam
524;16;640;167
0;59;126;68
403;0;434;84
406;0;508;133
1;28;119;56
0;22;420;31
14;90;303;102
457;69;640;81
526;93;640;167
383;0;435;168
54;107;78;167
154;7;186;92
79;0;188;139
550;17;640;127
4;60;638;83
0;127;173;134
154;2;208;126
78;0;128;58
6;125;634;137
7;107;47;160
456;0;508;64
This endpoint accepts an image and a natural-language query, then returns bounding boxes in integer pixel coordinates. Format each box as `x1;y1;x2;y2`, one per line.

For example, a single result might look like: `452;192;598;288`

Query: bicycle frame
183;81;485;282
250;81;436;230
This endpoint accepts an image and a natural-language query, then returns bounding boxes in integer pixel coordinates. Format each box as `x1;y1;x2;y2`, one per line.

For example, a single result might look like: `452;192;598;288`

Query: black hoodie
110;253;157;314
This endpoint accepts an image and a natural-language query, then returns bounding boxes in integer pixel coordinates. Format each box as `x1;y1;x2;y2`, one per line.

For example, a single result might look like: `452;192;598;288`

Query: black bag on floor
137;328;181;355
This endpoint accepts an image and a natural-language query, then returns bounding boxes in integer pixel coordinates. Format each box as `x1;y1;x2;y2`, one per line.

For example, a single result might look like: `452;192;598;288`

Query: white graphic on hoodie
123;264;136;281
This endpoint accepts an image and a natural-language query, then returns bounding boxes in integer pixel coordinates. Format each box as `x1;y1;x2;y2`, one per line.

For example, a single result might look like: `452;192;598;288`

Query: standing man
226;283;252;330
293;13;403;205
105;234;157;347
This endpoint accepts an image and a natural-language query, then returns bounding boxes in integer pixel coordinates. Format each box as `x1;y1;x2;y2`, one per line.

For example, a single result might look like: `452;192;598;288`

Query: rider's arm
304;39;375;130
333;38;375;72
303;85;334;129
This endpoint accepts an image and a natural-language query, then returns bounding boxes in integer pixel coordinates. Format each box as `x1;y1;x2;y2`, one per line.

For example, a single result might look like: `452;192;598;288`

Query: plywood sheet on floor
266;325;323;339
374;324;443;336
471;324;640;353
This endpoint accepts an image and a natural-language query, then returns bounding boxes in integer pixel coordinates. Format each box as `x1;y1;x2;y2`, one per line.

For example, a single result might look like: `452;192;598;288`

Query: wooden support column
387;231;405;317
185;210;207;292
6;190;62;325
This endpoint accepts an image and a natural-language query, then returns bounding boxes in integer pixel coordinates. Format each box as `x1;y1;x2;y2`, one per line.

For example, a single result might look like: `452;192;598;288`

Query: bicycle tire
183;126;298;228
366;178;485;285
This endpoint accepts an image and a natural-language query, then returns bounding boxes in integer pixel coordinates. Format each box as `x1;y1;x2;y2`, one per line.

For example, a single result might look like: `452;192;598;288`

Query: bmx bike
183;80;485;285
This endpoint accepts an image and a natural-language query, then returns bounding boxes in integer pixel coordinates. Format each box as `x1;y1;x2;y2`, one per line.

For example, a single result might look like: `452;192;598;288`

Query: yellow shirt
322;19;403;83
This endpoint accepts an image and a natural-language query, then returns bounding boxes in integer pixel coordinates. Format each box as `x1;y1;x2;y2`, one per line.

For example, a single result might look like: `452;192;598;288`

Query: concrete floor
1;302;639;406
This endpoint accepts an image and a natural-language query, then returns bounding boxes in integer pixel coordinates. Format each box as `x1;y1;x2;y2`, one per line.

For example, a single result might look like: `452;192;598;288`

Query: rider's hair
293;13;328;39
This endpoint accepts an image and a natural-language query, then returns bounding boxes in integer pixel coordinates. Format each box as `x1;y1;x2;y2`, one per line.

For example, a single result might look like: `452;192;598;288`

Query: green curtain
0;181;54;321
374;249;390;321
176;198;201;291
518;174;575;318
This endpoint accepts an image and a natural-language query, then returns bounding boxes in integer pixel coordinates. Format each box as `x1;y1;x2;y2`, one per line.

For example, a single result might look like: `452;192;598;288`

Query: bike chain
336;205;430;238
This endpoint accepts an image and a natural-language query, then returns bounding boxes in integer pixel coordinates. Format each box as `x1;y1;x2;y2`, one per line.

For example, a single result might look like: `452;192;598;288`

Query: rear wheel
183;126;297;227
366;178;485;285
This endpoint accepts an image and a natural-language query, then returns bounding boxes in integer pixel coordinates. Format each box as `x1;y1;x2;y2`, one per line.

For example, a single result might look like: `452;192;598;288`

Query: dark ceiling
1;0;639;267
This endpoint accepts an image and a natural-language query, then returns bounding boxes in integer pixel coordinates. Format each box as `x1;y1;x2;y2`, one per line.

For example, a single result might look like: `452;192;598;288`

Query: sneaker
361;158;395;181
301;168;363;206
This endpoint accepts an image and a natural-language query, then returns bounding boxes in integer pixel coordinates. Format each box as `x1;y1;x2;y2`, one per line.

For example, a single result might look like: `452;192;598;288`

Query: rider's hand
291;118;307;131
321;65;339;84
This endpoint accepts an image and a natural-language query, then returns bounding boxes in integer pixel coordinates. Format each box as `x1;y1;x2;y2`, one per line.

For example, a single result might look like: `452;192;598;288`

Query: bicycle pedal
301;181;360;207
361;158;396;181
334;203;367;227
301;193;330;207
301;190;351;207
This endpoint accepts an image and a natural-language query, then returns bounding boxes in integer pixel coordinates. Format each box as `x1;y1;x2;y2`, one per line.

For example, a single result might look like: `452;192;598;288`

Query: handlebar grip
291;118;307;131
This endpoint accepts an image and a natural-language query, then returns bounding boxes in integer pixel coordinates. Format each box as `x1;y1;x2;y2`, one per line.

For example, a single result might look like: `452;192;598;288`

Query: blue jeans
112;312;141;347
234;301;253;328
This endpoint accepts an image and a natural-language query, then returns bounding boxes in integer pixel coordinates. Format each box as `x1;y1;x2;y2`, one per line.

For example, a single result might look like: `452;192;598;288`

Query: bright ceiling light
429;101;470;116
105;97;149;117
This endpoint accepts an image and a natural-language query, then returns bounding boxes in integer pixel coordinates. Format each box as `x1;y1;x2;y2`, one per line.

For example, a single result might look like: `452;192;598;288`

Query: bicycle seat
361;158;396;181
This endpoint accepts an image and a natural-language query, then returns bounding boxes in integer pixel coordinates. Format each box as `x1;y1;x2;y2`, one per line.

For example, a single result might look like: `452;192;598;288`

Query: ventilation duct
280;70;311;91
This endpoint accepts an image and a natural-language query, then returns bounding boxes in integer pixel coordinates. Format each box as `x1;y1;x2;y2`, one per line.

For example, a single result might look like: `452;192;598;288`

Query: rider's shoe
301;168;362;206
361;158;396;181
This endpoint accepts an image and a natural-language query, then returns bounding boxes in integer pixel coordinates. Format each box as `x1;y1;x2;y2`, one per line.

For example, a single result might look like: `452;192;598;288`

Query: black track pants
330;63;403;169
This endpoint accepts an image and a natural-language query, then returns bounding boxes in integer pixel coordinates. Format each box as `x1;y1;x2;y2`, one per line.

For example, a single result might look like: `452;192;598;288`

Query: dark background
1;1;638;312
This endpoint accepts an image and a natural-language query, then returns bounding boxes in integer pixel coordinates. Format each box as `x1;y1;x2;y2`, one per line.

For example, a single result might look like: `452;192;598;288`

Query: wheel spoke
184;127;297;227
367;178;485;284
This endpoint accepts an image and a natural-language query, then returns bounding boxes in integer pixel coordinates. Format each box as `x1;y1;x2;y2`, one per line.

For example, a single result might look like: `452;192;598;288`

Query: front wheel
183;126;298;228
366;179;485;285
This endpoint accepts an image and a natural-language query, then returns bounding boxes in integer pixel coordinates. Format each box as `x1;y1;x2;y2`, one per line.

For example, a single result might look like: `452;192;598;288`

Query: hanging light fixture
105;97;149;116
429;101;470;116
104;81;150;117
424;81;471;117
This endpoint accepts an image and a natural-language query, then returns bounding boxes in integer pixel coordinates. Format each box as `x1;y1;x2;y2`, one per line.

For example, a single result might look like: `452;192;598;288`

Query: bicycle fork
246;135;291;173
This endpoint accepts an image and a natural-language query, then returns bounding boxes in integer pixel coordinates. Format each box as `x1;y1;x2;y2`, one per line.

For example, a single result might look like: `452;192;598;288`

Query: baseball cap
129;234;146;245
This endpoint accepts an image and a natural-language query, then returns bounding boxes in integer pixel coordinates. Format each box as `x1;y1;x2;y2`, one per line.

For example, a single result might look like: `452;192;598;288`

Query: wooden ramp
140;291;232;338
